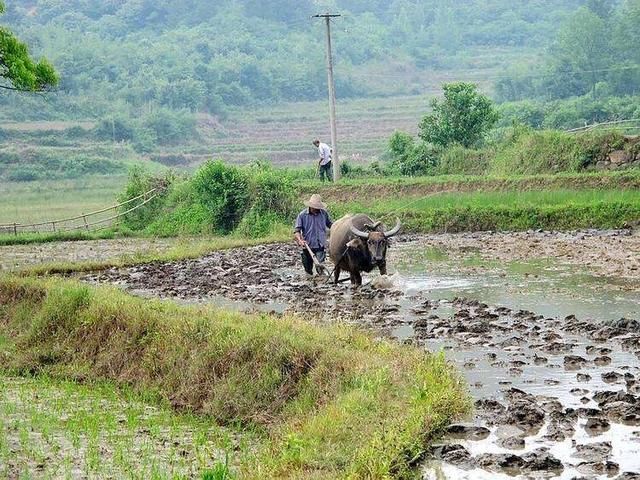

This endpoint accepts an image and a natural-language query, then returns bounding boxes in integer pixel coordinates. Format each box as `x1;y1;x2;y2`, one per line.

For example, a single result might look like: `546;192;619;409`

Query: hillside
0;0;585;121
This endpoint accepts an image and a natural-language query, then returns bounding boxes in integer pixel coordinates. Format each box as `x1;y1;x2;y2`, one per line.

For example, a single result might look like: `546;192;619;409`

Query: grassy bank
302;170;640;202
331;188;640;233
3;166;638;248
0;276;469;478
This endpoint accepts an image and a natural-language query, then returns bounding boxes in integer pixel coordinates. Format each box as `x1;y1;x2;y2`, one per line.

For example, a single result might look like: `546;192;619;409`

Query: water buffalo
328;213;401;286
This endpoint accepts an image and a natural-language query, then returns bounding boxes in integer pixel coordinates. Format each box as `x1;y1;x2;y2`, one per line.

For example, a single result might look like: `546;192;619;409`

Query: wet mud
83;229;640;479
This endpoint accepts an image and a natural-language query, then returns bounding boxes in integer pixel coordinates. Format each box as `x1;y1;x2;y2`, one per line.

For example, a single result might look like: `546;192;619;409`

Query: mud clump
584;417;611;436
574;441;613;462
446;424;490;441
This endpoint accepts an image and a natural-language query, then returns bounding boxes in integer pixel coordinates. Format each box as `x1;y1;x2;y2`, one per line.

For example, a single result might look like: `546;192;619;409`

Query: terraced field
182;95;434;166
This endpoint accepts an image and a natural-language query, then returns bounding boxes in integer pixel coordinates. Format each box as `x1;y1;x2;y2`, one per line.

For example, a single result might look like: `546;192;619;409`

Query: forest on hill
0;0;614;121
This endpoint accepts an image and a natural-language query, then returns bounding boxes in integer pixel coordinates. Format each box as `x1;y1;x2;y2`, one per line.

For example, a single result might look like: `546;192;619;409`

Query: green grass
0;229;122;246
0;375;242;479
0;176;128;225
367;188;640;210
0;276;470;479
331;188;640;233
302;169;640;189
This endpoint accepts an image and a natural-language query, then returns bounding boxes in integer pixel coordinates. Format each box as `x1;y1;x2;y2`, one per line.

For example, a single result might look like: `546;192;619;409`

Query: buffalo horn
349;222;370;239
383;218;402;237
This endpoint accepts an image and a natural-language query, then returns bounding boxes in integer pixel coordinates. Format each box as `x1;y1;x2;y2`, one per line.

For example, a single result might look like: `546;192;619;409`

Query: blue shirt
294;208;333;249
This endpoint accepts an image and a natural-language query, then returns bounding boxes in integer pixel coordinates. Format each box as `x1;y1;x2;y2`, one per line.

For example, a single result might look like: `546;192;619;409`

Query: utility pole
313;13;341;182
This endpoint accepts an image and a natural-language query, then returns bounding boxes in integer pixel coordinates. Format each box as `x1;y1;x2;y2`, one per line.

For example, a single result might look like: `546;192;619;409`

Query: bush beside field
387;127;640;178
0;276;469;478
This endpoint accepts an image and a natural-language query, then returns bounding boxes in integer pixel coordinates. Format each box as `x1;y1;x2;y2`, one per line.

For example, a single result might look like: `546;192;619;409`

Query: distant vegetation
0;0;599;122
496;1;640;102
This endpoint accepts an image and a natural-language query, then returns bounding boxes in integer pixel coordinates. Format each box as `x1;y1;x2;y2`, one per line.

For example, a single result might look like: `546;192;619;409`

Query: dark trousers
301;247;326;275
319;162;333;182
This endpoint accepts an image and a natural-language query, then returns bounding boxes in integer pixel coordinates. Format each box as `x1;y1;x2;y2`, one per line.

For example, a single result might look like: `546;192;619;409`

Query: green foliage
490;127;628;176
0;4;58;92
437;144;489;175
0;1;589;121
419;83;499;148
496;1;640;101
93;117;136;142
498;94;640;130
388;131;438;176
191;161;251;234
0;148;127;181
548;7;610;98
141;161;299;237
117;167;174;231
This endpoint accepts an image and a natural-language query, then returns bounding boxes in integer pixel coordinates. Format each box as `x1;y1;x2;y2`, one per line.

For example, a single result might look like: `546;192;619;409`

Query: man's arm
294;230;306;247
325;211;333;229
294;214;306;247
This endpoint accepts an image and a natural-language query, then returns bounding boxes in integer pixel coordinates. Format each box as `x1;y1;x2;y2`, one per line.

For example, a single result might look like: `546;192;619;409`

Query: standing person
313;139;333;182
294;194;333;276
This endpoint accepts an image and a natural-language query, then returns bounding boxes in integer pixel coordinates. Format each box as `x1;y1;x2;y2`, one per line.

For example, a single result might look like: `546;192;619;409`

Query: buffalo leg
378;261;387;276
333;265;341;284
350;271;362;286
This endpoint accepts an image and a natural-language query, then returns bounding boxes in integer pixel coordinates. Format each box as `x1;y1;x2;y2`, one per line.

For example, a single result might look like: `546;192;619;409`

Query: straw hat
305;194;327;210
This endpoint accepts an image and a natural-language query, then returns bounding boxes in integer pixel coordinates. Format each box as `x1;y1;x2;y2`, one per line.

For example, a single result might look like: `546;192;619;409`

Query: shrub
6;165;45;181
419;82;500;148
488;127;624;175
64;125;90;139
247;163;296;219
142;108;199;146
118;167;174;231
93;117;136;142
234;209;283;238
340;160;371;178
388;131;438;176
191;160;251;234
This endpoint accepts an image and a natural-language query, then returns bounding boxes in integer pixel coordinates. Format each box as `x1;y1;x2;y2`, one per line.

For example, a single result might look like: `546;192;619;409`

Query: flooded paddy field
0;377;239;479
84;229;640;479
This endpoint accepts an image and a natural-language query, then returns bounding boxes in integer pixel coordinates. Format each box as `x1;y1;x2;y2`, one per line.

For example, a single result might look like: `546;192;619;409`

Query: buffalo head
349;218;401;265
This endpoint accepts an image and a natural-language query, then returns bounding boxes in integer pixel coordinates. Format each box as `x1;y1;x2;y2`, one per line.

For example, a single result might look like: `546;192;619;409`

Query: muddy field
0;238;178;271
83;229;640;479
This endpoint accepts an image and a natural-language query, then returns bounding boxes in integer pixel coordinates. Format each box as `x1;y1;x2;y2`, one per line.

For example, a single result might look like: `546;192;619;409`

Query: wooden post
83;215;89;231
13;223;17;236
314;13;341;182
52;221;56;232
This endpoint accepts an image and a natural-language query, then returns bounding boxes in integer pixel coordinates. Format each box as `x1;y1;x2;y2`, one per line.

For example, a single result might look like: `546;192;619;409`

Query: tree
0;1;58;92
547;7;610;98
419;82;499;148
586;0;614;19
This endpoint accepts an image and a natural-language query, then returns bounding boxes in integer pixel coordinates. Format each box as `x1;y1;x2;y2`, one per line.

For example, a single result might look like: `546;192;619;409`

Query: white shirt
318;142;332;165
